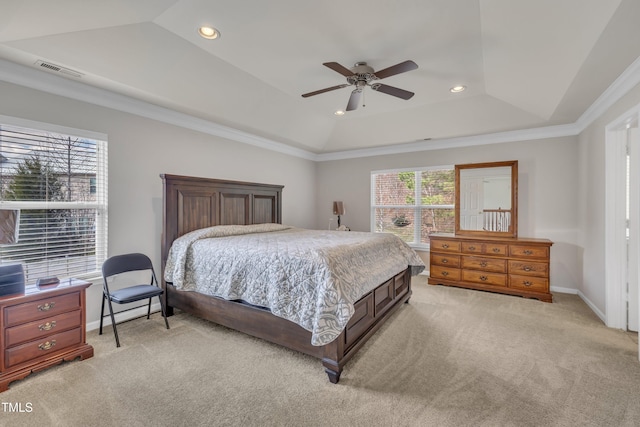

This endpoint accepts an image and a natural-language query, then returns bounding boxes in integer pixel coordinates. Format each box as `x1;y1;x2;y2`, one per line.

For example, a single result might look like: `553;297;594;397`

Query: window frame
371;165;455;250
0;115;108;282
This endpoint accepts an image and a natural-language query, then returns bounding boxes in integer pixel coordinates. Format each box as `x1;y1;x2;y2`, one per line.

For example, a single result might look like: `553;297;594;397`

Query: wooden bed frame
160;174;413;383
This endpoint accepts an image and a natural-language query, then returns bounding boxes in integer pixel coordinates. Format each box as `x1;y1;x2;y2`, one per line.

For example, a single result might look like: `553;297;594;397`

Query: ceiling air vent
34;60;84;78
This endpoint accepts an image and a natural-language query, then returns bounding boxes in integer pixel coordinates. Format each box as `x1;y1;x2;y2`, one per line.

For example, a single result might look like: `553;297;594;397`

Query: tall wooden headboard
160;174;283;279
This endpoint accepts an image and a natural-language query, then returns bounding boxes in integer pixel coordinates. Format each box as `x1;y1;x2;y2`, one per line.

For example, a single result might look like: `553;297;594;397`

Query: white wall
315;137;581;291
578;81;640;313
0;81;317;326
4;72;640;329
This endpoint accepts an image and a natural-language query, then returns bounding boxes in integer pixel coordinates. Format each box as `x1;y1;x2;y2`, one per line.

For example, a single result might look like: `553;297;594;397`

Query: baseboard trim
86;303;162;332
550;285;578;295
577;290;607;324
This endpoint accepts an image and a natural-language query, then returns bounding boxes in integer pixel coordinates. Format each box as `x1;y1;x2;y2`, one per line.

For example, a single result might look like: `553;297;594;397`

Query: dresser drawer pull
38;340;57;351
441;271;449;277
442;244;449;249
523;250;533;255
38;302;56;312
523;266;533;272
480;262;487;267
38;321;57;331
441;259;448;263
480;276;488;281
492;248;500;253
468;246;476;251
522;281;533;287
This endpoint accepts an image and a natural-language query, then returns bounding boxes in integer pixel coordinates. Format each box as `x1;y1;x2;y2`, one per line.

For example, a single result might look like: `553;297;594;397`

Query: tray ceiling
1;0;640;154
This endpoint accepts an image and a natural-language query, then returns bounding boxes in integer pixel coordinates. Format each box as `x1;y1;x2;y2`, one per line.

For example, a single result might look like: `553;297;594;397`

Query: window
0;119;107;283
371;167;455;248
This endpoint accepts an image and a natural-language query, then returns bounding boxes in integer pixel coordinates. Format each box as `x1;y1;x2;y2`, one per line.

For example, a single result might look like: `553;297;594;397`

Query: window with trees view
0;120;107;283
371;167;455;248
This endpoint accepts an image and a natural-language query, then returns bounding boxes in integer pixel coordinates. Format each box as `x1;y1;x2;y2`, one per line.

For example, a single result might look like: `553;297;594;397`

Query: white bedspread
165;224;424;345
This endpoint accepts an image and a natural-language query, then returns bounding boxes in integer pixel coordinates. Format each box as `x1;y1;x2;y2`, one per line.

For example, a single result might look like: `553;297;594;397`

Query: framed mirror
455;160;518;238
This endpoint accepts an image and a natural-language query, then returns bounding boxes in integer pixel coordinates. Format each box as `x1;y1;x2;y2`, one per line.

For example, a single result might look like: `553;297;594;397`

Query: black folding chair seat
108;284;164;304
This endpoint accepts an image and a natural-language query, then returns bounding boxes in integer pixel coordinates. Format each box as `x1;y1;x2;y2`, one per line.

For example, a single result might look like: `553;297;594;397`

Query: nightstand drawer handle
480;276;488;281
522;281;533;287
441;271;449;277
442;244;449;249
38;340;56;351
39;321;57;331
442;259;448;263
480;262;487;267
38;302;55;312
523;250;533;255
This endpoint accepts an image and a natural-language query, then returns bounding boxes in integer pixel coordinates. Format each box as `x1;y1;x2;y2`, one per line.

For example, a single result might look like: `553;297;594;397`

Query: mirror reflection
455;160;518;237
459;166;511;231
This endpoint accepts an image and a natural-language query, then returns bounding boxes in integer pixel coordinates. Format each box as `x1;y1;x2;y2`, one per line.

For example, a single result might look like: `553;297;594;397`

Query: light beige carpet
2;276;640;427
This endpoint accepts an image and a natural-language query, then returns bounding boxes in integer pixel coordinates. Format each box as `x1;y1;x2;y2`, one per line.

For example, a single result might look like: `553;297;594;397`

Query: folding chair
100;253;169;347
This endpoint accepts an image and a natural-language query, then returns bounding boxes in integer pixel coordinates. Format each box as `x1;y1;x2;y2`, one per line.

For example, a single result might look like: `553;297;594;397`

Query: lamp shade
0;209;20;244
333;201;345;216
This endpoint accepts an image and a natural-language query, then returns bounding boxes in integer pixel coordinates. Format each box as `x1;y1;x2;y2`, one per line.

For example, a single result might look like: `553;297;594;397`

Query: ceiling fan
302;60;418;111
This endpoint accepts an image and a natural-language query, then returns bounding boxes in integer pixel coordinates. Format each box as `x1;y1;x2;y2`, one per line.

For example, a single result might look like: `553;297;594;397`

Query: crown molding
575;55;640;133
0;59;317;161
314;123;580;161
1;56;639;163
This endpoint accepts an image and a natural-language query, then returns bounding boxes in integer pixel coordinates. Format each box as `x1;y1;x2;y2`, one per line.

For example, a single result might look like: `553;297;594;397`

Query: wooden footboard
321;268;412;382
166;267;412;383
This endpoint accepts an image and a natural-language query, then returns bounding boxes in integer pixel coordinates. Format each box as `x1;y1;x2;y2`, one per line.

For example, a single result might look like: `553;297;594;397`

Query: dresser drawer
462;270;507;287
509;245;549;259
4;292;81;327
484;243;508;256
5;310;82;348
430;239;461;253
430;265;461;282
509;275;549;293
461;242;483;254
5;327;82;369
508;260;549;277
430;253;460;268
462;242;507;256
462;256;507;273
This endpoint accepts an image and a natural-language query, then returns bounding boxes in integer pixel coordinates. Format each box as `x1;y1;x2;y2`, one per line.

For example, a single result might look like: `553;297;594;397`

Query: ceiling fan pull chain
363;88;366;108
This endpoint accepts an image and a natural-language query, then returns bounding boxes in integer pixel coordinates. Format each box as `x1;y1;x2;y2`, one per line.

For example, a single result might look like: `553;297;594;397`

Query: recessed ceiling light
334;110;345;116
450;85;466;93
198;26;220;40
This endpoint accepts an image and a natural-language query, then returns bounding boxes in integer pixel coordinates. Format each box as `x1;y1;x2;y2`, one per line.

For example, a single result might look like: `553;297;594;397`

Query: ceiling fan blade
302;84;350;98
346;89;362;111
323;62;356;77
373;60;418;79
371;83;414;100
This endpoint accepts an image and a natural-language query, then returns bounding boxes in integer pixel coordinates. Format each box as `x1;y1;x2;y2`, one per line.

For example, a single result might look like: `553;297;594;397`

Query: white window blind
371;167;455;248
0;121;108;283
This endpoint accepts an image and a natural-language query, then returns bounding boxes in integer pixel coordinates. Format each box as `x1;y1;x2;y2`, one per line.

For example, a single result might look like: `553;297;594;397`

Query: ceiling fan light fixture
450;85;466;93
198;26;220;40
302;60;418;110
334;110;345;116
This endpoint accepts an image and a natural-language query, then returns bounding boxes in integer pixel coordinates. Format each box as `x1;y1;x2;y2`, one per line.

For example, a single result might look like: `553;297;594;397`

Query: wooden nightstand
0;278;94;392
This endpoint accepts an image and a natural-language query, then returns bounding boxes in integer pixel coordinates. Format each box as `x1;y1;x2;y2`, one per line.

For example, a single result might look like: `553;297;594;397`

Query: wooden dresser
428;233;553;302
0;278;94;392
